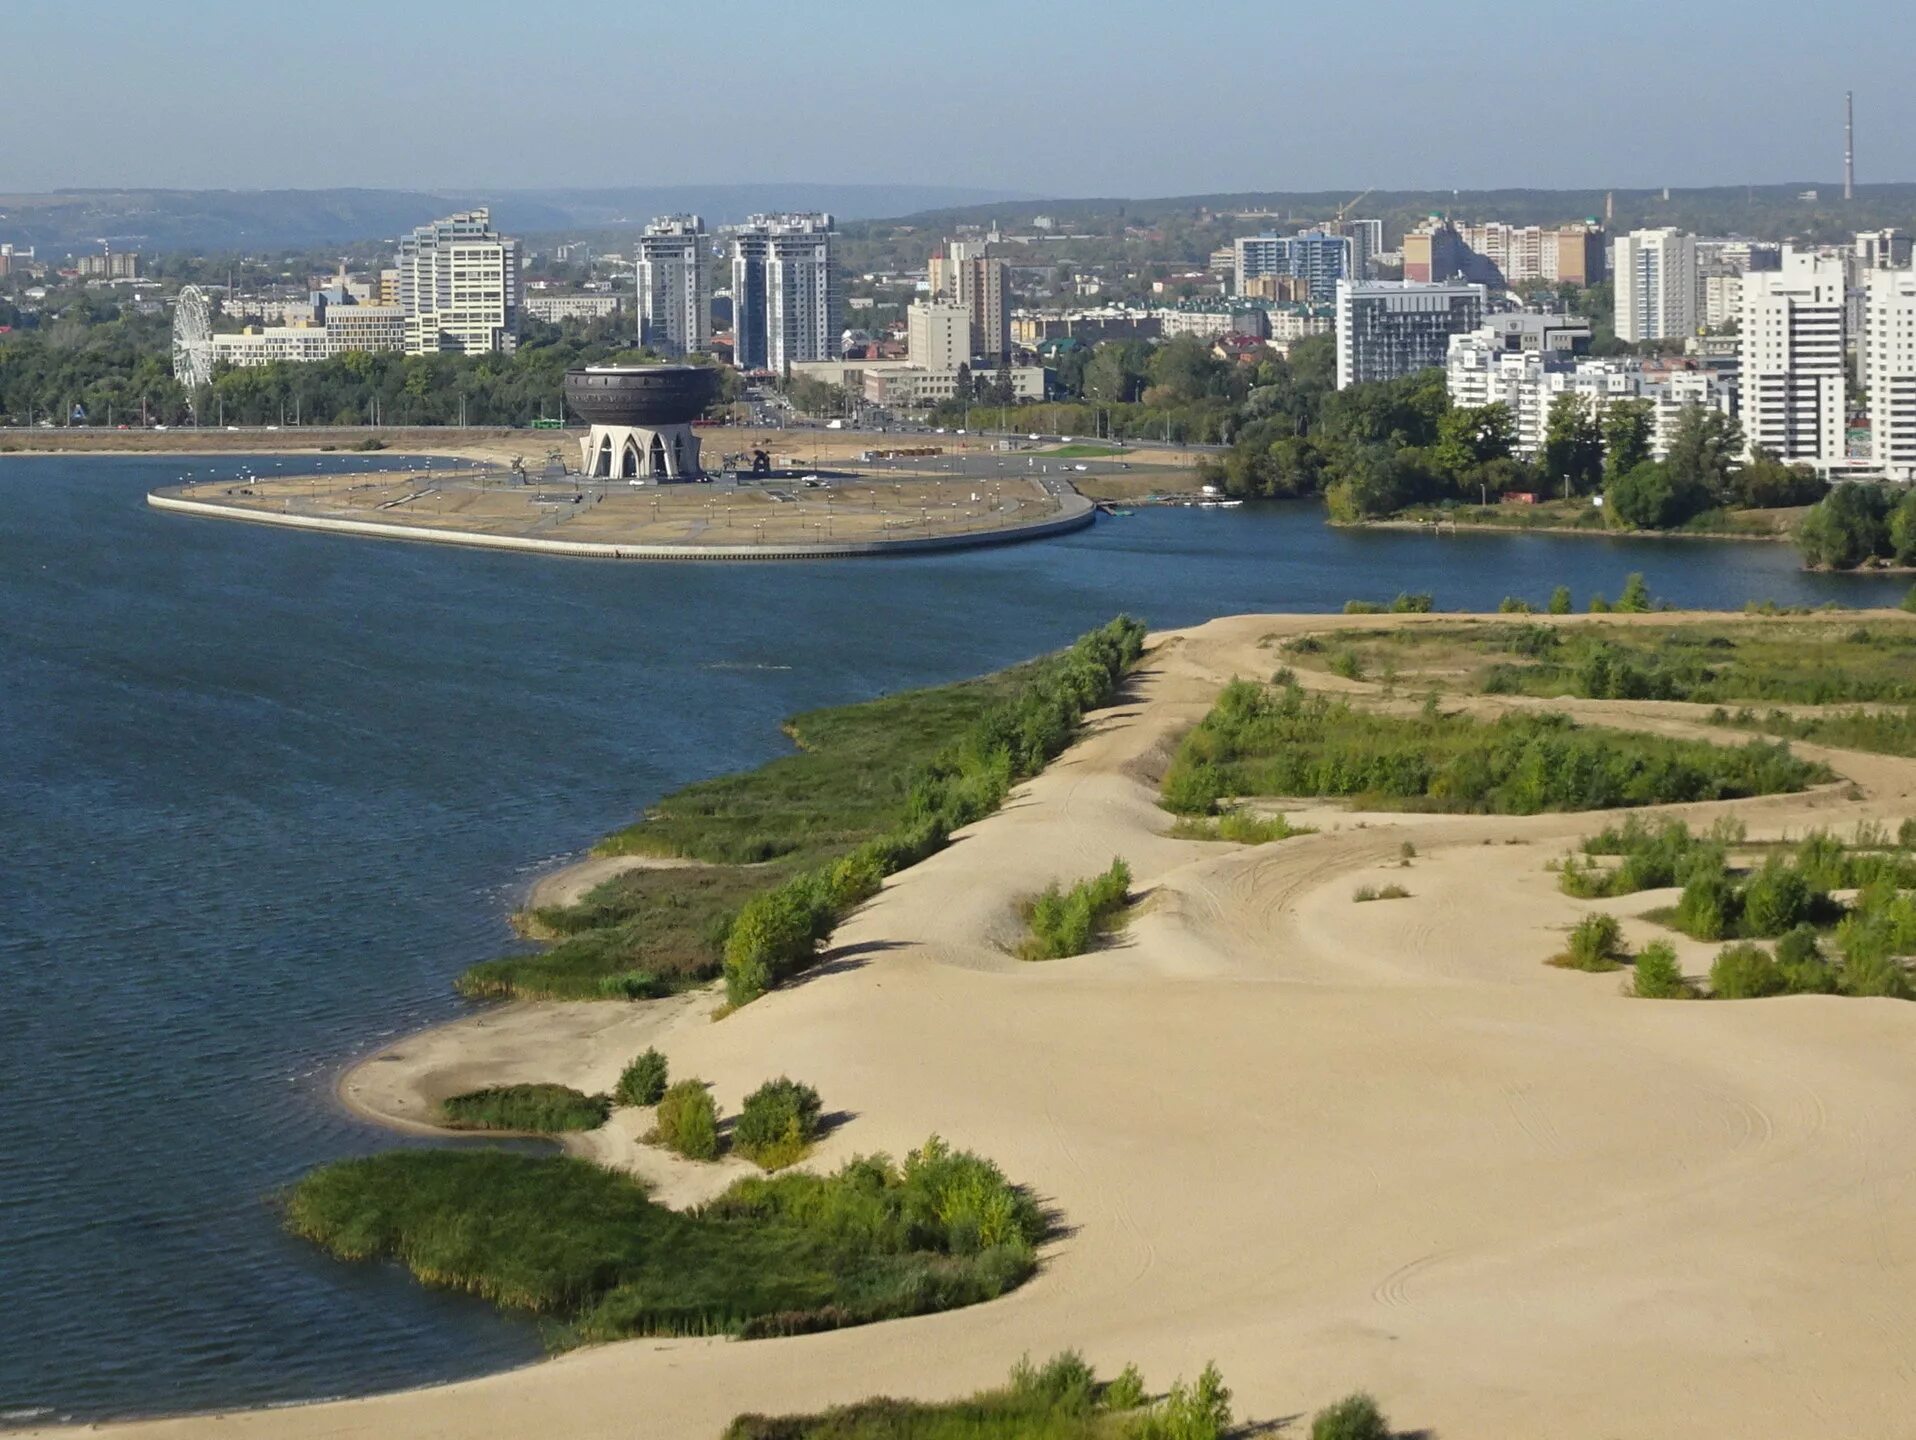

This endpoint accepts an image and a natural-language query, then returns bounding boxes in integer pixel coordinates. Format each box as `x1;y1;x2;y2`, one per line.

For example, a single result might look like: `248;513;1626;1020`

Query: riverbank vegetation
285;1136;1046;1346
457;617;1147;1003
1796;482;1916;570
1279;616;1916;705
1019;860;1133;960
1160;680;1827;818
439;1084;609;1133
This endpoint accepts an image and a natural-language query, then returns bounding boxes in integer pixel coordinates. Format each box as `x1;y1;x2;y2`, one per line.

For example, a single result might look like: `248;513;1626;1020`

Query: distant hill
0;184;1032;257
884;184;1916;245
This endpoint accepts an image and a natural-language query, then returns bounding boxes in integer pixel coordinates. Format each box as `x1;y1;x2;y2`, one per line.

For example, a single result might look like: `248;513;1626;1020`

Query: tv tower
1845;91;1855;201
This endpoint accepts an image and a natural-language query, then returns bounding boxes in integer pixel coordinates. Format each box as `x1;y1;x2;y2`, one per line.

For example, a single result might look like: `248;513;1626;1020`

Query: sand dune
49;611;1916;1440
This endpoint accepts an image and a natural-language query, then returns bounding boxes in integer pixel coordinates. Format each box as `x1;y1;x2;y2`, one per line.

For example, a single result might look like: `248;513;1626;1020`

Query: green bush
651;1080;721;1160
1776;926;1841;995
1105;1363;1148;1411
1709;942;1786;999
1548;585;1573;614
1132;1362;1232;1440
290;1139;1045;1351
1310;1391;1392;1440
614;1048;669;1107
1740;859;1815;937
1021;858;1132;960
1675;867;1741;941
1631;940;1696;999
1843;950;1914;999
439;1084;609;1133
733;1077;824;1170
1556;913;1627;971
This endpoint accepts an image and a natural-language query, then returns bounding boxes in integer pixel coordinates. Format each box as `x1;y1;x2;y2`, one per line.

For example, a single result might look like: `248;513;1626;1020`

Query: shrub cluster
613;1048;669;1107
286;1136;1047;1348
1557;816;1736;899
1552;913;1629;972
651;1080;721;1161
1020;858;1132;960
1160;680;1826;818
732;1077;825;1170
1665;853;1832;942
1630;940;1697;998
1171;808;1307;844
723;617;1147;1005
439;1084;609;1133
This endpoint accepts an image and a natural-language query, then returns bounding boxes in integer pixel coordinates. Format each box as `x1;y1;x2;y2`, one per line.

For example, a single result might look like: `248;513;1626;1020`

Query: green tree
1430;401;1515;484
1734;449;1828;510
1542;393;1603;496
1662;405;1743;505
1606;460;1709;529
1797;483;1893;569
1600;398;1655;485
1547;585;1573;614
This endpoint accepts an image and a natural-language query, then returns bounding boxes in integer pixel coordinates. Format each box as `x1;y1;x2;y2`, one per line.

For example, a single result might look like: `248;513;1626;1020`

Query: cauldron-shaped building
564;364;719;481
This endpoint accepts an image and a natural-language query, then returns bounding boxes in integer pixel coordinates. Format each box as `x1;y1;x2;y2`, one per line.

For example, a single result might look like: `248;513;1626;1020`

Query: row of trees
0;302;739;430
1796;483;1916;569
1199;340;1824;530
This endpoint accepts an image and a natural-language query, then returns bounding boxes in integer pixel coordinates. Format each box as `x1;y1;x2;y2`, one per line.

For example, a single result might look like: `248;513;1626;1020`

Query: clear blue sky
5;0;1909;196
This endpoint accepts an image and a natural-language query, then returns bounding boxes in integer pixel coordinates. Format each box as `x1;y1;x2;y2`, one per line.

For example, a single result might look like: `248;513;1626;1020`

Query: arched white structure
578;422;701;482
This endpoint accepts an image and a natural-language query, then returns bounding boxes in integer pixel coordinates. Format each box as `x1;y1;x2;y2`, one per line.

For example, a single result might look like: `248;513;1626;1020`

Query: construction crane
1333;188;1374;224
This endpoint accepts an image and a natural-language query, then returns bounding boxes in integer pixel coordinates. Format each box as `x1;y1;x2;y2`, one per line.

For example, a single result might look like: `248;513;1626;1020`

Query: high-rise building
1864;267;1916;479
1741;250;1847;467
1457;223;1606;287
929;240;1010;363
907;300;971;370
1402;218;1471;284
1234;231;1354;302
728;213;838;372
1613;228;1697;342
637;215;708;358
1855;229;1914;271
396;208;522;356
1335;280;1486;388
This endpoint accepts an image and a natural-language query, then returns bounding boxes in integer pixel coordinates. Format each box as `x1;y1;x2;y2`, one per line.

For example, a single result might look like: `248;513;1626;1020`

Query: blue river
0;453;1903;1423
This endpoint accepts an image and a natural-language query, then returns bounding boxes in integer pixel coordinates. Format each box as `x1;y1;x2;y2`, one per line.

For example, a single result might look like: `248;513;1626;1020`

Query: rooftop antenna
1845;91;1855;201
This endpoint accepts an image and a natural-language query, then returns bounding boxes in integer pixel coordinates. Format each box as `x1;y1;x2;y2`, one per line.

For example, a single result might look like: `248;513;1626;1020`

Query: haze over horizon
6;0;1915;200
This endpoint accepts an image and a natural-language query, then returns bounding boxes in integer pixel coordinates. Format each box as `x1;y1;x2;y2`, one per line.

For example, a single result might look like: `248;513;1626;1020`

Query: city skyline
4;0;1915;197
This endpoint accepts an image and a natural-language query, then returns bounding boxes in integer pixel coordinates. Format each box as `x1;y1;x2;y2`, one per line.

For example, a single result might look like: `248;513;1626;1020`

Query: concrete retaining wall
147;489;1096;561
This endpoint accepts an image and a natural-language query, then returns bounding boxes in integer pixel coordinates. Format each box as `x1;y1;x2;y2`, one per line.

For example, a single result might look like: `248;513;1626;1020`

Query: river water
0;454;1904;1424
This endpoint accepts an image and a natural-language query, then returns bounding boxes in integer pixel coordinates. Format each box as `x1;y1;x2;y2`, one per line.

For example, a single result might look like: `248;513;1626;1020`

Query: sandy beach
40;610;1916;1440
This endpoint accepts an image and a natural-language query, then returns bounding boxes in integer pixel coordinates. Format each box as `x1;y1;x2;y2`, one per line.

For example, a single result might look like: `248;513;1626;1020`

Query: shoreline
146;487;1097;561
1346;514;1790;544
30;608;1916;1440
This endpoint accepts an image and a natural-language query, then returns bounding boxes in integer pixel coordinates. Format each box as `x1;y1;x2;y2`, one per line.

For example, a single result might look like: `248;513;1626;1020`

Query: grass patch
1161;680;1828;818
285;1138;1045;1346
1712;704;1916;757
439;1084;609;1133
1170;809;1310;843
1041;443;1126;458
461;618;1147;1003
1283;618;1916;704
1019;859;1132;960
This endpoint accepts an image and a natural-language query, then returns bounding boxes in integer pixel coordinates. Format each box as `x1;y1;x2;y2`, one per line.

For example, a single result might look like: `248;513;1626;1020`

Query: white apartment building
1701;271;1743;330
1740;250;1847;468
729;213;838;372
636;215;708;358
1447;326;1733;460
1864;268;1916;479
211;304;405;367
1335;280;1486;388
907;300;970;370
862;364;1044;408
396;209;522;356
1613;228;1697;342
525;293;622;323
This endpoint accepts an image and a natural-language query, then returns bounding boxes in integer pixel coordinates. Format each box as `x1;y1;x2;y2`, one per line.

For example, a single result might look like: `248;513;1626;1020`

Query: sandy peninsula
37;610;1916;1440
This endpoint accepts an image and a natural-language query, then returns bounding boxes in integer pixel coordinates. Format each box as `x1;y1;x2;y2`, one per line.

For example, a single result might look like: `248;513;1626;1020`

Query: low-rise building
210;303;405;367
861;364;1045;408
525;293;623;323
1447;325;1734;459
